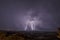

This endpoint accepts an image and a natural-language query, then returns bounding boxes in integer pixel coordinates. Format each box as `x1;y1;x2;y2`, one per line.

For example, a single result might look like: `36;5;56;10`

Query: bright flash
24;17;39;31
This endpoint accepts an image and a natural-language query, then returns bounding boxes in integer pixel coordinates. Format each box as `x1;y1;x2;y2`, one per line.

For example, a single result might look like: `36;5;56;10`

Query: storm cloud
0;0;60;31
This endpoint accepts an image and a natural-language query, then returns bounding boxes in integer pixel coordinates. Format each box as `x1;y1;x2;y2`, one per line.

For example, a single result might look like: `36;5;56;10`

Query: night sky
0;0;60;32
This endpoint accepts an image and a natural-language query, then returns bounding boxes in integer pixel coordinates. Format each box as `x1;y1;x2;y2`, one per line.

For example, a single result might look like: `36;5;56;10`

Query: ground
0;31;58;40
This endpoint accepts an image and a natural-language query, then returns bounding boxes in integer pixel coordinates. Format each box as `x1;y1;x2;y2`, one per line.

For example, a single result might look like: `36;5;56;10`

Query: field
0;31;58;40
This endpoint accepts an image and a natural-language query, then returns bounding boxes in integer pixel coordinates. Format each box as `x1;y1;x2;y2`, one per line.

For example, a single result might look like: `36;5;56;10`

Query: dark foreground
0;31;58;40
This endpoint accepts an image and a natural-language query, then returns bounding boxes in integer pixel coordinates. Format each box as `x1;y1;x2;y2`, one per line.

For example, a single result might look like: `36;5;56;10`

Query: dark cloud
0;0;60;31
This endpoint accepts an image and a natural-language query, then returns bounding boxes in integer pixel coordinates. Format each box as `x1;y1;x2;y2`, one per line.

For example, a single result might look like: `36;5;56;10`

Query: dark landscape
0;30;58;40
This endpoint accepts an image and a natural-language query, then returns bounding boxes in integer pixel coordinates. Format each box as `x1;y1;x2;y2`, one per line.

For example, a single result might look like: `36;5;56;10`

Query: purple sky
0;0;60;32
